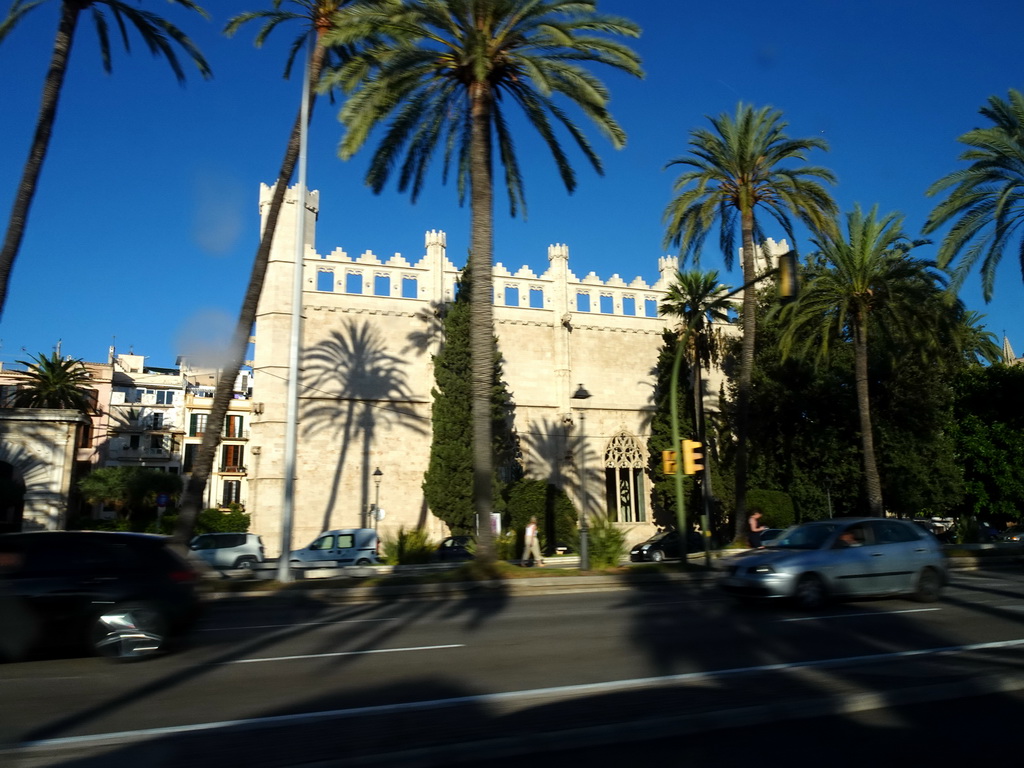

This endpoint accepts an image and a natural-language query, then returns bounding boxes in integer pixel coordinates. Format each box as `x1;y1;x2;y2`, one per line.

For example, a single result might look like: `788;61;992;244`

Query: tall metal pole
276;31;312;584
572;383;592;570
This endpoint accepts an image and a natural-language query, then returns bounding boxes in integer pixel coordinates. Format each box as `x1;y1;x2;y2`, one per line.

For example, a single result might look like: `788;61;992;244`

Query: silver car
189;532;264;570
719;517;947;609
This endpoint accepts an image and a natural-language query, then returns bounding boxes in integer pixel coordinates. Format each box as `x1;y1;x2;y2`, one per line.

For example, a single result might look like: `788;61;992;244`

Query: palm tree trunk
468;80;496;563
734;207;758;541
853;319;884;516
172;42;327;547
0;1;81;318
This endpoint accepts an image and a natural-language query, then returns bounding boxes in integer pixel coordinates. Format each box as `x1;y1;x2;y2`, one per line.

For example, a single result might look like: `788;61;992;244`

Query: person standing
521;516;544;566
748;509;767;549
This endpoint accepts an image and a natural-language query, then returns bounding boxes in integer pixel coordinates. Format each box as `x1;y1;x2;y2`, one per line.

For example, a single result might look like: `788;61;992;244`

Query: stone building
247;185;792;556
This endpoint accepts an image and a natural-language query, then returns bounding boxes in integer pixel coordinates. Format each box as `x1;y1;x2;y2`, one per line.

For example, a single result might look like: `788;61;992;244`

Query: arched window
603;432;646;523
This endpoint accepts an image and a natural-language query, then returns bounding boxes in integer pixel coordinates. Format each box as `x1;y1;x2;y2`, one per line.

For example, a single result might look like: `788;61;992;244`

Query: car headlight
641;544;651;550
750;565;775;574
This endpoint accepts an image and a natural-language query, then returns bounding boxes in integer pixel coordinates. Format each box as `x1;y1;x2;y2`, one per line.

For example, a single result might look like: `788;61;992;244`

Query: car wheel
650;549;665;563
793;574;828;610
913;567;943;603
234;556;257;569
355;558;372;566
91;602;168;661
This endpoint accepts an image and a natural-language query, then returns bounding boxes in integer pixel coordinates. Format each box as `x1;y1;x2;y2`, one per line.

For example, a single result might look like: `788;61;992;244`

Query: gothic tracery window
603;432;646;523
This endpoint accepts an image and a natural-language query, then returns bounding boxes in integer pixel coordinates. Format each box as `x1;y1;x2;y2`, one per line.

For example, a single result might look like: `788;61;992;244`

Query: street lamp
372;467;383;530
571;383;592;571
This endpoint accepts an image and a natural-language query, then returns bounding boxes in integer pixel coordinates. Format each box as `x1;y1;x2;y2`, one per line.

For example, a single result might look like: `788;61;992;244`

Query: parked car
998;525;1024;543
189;532;264;570
436;535;474;562
290;528;379;566
629;529;703;563
0;531;202;661
718;517;948;610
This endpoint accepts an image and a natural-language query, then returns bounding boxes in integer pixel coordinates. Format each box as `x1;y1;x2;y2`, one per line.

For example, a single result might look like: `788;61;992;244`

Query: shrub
503;479;578;555
383;526;436;565
585;516;627;569
746;489;795;529
195;507;251;534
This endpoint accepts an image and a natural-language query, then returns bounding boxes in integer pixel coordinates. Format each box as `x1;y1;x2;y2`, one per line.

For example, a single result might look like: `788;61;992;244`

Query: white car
290;528;379;566
719;517;947;609
189;532;264;570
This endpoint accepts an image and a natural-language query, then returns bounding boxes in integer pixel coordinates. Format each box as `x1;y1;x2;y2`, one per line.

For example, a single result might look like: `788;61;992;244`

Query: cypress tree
423;266;519;534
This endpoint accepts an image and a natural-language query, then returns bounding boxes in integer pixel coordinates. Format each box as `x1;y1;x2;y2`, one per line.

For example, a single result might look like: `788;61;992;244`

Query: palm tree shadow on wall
520;414;601;521
402;300;447;359
301;321;427;532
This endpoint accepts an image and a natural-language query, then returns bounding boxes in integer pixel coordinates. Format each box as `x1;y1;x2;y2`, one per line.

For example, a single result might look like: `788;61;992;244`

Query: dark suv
0;531;202;661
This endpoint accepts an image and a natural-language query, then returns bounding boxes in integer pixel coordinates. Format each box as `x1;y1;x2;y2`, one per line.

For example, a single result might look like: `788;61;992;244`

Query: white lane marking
19;636;1024;750
198;618;397;632
225;644;464;665
780;608;941;622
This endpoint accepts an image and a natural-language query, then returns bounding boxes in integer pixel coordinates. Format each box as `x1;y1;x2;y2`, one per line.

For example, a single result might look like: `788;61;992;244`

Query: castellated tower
247;185;741;556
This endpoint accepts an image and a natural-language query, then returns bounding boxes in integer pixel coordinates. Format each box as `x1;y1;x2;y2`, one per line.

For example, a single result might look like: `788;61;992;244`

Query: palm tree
0;0;211;319
778;204;939;517
659;269;732;445
662;102;837;540
328;0;643;560
925;88;1024;302
175;0;366;546
12;351;94;412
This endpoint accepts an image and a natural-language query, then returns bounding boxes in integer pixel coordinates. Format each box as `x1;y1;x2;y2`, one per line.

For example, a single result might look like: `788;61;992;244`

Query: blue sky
1;0;1022;369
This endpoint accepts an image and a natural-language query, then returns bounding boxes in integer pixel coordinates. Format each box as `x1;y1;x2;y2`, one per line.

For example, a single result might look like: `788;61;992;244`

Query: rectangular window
576;292;591;312
149;435;163;451
529;288;544;308
645;298;658;317
151;413;163;430
221;444;245;472
346;272;363;294
374;274;390;296
222;480;241;506
225;414;243;438
504;287;519;306
183;444;197;472
129;434;140;450
317;270;334;292
190;413;208;437
622;297;636;316
599;295;614;314
402;277;418;298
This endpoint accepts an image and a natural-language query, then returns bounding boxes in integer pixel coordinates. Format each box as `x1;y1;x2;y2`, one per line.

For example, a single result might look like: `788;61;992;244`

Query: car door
822;522;884;597
868;520;927;592
308;533;338;562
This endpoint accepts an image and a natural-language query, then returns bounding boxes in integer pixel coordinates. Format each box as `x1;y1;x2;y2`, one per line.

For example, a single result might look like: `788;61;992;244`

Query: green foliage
492;530;518;561
746;490;795;529
195;506;251;534
382;526;436;565
423;266;521;534
925;88;1024;301
949;365;1024;520
585;517;627;569
503;479;578;554
11;351;94;412
78;466;183;520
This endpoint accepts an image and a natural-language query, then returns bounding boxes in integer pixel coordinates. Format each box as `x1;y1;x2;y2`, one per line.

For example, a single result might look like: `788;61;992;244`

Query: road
2;568;1024;767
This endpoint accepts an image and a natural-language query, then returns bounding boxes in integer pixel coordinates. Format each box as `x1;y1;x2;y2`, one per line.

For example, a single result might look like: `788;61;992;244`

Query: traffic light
682;439;704;475
778;250;798;302
661;450;677;475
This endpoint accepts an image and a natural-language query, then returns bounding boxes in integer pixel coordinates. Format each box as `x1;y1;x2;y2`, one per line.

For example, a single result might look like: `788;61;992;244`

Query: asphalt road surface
3;567;1024;767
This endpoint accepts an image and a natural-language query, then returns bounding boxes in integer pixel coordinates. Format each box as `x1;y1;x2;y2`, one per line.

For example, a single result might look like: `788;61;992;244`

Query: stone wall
248;185;781;556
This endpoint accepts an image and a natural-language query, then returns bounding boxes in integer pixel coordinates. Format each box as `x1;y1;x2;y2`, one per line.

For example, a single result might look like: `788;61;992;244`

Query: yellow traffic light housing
682;439;704;475
661;450;677;475
778;250;798;302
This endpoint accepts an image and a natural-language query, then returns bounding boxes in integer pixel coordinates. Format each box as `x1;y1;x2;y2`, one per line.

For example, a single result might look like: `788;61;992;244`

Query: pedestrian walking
521;516;544;566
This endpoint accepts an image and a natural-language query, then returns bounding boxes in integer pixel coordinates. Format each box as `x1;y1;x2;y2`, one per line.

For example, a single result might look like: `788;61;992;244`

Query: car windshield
770;522;843;550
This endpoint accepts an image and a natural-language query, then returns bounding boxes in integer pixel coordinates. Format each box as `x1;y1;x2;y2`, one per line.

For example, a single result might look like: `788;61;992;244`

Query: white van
289;528;379;566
